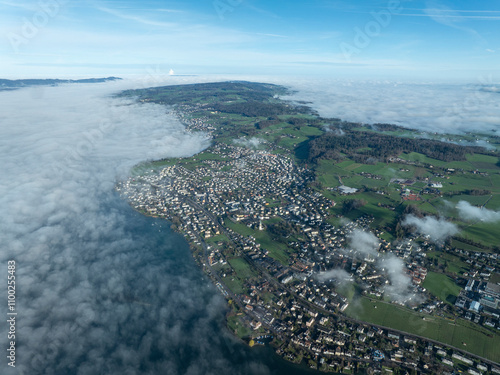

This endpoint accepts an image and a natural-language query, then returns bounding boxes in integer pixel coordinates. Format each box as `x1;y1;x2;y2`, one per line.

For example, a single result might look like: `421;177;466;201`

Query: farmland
346;297;500;363
119;81;500;370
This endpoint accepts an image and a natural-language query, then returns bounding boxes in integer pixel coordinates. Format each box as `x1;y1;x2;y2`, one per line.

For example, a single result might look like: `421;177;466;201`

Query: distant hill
0;77;121;91
118;81;289;106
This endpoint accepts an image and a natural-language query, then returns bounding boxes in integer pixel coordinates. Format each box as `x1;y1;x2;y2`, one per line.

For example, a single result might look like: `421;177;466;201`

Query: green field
314;148;500;250
224;218;290;265
445;194;492;207
125;81;500;363
315;160;344;187
459;222;500;250
223;277;245;294
205;233;231;244
228;257;256;279
423;272;462;304
466;153;500;168
253;230;290;265
451;239;489;253
220;256;257;295
346;297;500;362
225;218;255;236
193;152;229;161
400;152;449;167
426;252;470;276
227;315;252;339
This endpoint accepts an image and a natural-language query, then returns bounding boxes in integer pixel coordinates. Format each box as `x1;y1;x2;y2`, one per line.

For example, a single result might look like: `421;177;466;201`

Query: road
179;196;499;369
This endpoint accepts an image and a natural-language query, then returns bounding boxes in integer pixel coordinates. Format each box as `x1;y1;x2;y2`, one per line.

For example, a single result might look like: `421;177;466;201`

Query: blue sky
1;0;499;80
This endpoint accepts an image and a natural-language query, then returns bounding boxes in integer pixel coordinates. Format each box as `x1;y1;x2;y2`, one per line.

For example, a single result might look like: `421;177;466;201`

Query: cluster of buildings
457;248;498;281
117;139;500;373
455;279;500;328
116;98;500;372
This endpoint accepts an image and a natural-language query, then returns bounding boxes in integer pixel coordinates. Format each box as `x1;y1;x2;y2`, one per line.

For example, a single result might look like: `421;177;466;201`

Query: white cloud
233;137;265;148
97;7;178;28
402;215;459;243
283;78;500;135
347;229;380;257
316;268;353;287
456;200;500;222
377;254;417;303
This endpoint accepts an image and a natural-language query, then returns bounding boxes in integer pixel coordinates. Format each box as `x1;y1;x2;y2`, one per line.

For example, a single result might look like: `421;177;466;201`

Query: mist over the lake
282;79;500;135
0;81;277;375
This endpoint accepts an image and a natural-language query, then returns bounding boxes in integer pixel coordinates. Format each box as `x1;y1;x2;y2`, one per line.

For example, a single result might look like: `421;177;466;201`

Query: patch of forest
213;100;312;118
255;116;323;129
305;129;489;163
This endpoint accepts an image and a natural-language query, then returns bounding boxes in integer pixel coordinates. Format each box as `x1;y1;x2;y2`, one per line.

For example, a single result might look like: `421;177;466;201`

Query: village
111;80;500;373
117;140;500;374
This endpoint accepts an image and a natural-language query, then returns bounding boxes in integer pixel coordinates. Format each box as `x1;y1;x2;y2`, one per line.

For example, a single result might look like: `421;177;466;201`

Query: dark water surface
120;198;331;375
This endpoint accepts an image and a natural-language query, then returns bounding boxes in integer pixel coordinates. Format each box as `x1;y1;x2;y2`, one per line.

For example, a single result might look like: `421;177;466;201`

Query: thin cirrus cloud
398;1;495;41
0;0;38;11
422;2;497;38
96;6;178;27
1;1;499;79
400;12;500;20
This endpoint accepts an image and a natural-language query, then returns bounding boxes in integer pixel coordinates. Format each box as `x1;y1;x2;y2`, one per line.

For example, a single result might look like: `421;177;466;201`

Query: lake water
112;195;332;375
0;81;340;375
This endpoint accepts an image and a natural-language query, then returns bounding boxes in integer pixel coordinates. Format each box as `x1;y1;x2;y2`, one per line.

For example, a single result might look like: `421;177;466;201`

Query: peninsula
116;82;500;374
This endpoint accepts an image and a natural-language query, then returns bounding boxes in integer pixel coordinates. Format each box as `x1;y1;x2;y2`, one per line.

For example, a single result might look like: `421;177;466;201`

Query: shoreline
116;81;500;373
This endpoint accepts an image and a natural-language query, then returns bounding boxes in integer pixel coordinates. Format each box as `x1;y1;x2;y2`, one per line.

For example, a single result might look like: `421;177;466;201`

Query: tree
306;129;484;163
342;199;367;215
